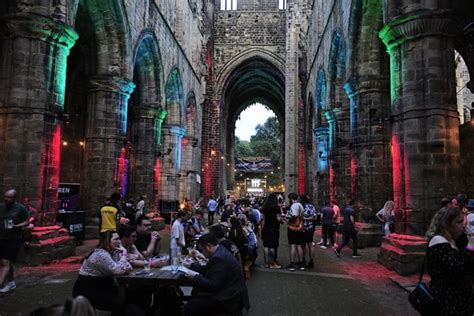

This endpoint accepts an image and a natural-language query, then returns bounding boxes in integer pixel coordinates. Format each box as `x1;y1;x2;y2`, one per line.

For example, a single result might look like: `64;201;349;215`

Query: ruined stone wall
213;10;286;71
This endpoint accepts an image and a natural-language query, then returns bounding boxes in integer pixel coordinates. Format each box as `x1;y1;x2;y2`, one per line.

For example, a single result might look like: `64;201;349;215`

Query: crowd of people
1;188;473;315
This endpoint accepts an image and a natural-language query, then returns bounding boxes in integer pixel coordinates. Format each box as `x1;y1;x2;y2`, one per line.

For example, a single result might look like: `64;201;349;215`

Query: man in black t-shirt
334;200;361;258
0;189;29;293
135;215;161;257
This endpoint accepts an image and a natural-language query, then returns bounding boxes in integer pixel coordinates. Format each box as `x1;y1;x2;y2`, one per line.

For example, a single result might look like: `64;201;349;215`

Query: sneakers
334;248;341;257
319;245;327;249
0;281;16;293
352;254;362;258
297;262;305;271
269;262;281;269
287;263;296;271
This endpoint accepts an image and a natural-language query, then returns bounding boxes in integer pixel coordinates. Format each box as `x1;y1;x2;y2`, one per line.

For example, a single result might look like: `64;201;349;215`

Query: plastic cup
171;257;180;274
144;258;151;272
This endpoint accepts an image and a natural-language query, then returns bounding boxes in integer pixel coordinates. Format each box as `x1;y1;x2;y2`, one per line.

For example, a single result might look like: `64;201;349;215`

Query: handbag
408;252;437;315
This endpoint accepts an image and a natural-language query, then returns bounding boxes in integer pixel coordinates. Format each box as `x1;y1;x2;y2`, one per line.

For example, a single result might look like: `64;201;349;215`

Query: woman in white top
72;231;134;315
376;200;395;237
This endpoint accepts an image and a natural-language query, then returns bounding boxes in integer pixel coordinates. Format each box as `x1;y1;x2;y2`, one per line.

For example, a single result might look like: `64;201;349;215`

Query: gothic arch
132;31;165;106
315;67;327;126
328;29;346;109
165;67;185;126
75;0;132;78
215;48;285;98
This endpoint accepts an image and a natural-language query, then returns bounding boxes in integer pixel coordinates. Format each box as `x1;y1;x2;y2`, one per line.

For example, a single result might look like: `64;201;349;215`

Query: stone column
159;125;186;202
344;78;391;209
0;14;77;225
380;8;462;234
129;105;165;208
82;76;135;213
285;22;299;194
313;127;329;204
179;136;199;202
201;99;220;198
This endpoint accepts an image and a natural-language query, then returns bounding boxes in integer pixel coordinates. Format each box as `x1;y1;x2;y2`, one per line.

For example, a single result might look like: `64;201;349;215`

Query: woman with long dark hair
72;231;138;315
261;193;282;269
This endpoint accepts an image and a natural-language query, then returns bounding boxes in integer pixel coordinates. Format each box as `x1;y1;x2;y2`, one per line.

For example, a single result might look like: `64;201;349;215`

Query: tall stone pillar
179;136;199;202
0;14;77;224
313;127;329;203
380;7;462;234
344;78;391;210
202;99;220;198
159;126;185;202
129;105;164;208
82;76;135;213
285;22;299;194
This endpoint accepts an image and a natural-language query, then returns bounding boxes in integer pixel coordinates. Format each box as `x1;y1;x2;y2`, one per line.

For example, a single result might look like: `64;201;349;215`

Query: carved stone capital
344;77;389;97
379;12;462;51
89;76;135;96
131;105;166;119
0;13;78;51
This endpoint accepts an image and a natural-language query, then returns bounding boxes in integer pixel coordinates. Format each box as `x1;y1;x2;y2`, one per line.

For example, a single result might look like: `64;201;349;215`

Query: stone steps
17;226;76;266
377;234;427;275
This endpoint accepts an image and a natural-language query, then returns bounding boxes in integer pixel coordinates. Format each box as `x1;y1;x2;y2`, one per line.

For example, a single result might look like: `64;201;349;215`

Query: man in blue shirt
334;200;361;258
207;196;218;225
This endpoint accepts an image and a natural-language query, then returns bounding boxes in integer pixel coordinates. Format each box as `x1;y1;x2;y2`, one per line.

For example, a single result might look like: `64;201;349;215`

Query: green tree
234;137;253;157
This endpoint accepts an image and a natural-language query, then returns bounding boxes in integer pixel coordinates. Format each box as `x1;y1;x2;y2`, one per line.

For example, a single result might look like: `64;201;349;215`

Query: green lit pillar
0;14;77;224
82;76;135;214
380;6;462;234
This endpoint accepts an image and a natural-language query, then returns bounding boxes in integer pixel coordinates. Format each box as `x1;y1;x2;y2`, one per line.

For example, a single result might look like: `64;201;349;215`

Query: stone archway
217;53;285;196
126;32;165;208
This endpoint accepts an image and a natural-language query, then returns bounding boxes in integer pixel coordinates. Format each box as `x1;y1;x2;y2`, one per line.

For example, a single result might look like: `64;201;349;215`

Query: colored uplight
391;134;402;209
115;147;129;198
298;144;305;194
350;156;357;198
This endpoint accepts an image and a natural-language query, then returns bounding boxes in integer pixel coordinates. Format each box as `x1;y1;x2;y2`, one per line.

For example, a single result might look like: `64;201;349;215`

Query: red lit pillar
380;6;462;233
0;14;77;225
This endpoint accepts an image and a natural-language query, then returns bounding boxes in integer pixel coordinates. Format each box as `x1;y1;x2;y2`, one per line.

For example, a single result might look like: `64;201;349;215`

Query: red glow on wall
37;124;62;225
329;164;335;201
114;147;128;197
391;134;403;209
181;138;189;146
298;144;305;195
350;156;357;198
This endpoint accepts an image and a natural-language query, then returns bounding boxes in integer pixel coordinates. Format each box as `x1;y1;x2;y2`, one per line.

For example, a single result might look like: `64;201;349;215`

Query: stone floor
0;225;419;316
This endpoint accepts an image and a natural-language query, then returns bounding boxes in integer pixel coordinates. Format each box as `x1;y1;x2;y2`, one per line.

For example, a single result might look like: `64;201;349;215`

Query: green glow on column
155;109;167;145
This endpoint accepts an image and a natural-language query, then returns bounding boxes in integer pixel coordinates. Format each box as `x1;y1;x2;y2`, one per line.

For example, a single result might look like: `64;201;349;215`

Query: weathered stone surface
378;234;427;275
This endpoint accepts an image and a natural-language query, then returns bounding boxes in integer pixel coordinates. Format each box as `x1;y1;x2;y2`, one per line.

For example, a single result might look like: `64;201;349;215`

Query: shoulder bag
408;251;437;315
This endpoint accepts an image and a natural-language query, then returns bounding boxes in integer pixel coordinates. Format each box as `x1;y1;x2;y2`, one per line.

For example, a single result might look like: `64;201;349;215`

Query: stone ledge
378;234;427;275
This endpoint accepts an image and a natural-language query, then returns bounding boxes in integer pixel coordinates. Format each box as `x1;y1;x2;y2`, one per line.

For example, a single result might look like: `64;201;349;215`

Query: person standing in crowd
334;200;361;258
466;199;474;252
320;200;335;249
0;189;29;293
207;196;218;225
425;207;473;316
300;195;316;268
184;233;249;316
261;193;282;269
72;230;142;315
135;195;145;218
100;192;124;233
217;196;225;215
135;215;161;257
331;199;341;247
170;210;186;258
376;200;395;237
286;193;305;271
22;197;38;246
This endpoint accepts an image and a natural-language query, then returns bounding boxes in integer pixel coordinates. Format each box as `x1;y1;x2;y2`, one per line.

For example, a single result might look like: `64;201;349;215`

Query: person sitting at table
208;224;242;266
72;230;143;315
135;215;161;258
184;233;250;316
118;224;165;268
